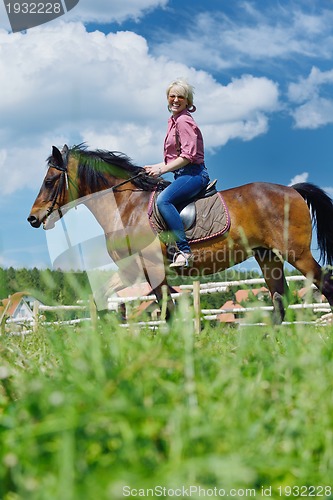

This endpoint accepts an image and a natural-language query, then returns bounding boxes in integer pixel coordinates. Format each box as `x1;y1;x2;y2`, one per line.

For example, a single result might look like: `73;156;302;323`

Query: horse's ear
62;144;69;155
51;146;64;167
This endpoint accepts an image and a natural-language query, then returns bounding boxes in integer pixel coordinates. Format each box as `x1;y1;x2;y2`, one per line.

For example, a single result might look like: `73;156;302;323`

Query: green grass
1;300;333;499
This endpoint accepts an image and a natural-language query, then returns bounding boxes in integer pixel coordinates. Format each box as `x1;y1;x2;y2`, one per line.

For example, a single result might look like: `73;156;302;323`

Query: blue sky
1;0;333;269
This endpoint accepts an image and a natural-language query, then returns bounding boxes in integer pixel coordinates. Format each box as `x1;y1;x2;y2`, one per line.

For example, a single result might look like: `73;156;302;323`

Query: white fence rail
107;276;310;304
6;275;331;333
107;275;331;331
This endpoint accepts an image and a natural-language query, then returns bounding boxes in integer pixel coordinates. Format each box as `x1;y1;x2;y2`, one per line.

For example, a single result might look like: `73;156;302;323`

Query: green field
1;300;333;500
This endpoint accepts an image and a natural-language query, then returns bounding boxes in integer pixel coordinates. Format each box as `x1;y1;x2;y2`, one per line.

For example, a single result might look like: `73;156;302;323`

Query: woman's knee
157;193;171;210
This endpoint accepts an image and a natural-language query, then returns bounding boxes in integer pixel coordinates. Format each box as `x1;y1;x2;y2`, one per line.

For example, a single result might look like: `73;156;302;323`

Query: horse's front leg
152;282;175;321
136;238;176;321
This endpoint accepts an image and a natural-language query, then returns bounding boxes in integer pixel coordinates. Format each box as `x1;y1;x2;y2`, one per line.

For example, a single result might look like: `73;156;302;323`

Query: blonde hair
166;79;196;111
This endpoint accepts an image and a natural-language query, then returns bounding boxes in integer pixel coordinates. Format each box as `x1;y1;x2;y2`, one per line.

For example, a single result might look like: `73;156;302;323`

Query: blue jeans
157;164;210;253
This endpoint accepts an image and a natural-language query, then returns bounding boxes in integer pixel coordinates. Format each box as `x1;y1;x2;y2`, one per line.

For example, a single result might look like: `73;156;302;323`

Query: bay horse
28;144;333;323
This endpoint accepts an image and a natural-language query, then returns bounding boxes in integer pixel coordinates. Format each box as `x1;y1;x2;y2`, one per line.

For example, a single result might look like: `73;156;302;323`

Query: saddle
148;179;231;244
177;179;218;230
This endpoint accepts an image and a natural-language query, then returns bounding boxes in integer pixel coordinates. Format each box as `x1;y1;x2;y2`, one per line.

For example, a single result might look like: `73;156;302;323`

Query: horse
28;144;333;323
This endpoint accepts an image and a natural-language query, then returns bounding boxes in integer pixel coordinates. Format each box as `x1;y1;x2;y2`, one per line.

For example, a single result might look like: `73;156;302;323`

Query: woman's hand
144;163;164;177
144;157;189;177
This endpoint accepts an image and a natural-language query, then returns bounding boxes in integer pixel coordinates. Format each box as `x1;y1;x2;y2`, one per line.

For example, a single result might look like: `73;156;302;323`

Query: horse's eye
45;178;54;188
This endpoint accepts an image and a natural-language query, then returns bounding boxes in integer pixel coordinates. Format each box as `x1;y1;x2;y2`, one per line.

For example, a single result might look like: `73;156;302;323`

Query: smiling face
167;85;189;115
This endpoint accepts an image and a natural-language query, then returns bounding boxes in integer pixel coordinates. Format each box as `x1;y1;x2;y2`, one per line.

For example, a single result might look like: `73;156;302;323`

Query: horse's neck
83;188;151;234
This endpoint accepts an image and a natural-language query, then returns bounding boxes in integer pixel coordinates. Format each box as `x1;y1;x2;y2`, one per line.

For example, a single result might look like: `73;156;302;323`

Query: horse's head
27;145;75;229
28;142;167;230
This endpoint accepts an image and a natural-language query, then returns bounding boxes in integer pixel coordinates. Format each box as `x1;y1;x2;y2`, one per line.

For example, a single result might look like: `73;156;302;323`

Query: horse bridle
46;148;145;219
46;148;70;218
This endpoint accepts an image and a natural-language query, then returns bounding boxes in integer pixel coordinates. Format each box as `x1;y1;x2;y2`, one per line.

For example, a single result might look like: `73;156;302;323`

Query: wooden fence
7;275;332;334
107;275;331;332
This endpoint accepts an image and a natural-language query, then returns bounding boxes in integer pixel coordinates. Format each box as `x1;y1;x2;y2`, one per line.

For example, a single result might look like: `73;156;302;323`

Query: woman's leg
157;173;207;253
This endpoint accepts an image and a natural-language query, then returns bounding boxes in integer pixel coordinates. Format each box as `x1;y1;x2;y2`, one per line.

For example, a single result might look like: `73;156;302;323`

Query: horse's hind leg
291;251;333;306
254;249;289;324
320;271;333;306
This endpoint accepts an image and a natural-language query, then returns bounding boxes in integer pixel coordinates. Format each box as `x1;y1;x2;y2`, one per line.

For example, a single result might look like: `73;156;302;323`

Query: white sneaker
169;251;194;268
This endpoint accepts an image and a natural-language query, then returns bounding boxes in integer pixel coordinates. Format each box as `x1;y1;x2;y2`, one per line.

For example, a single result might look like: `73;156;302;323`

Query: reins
111;171;145;191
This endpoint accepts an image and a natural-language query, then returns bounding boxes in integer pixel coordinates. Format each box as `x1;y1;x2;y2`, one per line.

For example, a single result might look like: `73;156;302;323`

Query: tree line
0;267;91;305
0;265;302;310
0;266;260;308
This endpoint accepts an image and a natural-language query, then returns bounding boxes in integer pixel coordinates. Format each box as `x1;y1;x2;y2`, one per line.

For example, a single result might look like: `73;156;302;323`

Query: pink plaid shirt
164;109;205;165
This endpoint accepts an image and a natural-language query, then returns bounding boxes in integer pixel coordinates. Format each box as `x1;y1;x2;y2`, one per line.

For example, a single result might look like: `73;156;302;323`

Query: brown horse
28;144;333;323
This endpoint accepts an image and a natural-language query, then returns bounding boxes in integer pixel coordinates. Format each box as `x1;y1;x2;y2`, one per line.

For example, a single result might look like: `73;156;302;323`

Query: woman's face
168;86;188;115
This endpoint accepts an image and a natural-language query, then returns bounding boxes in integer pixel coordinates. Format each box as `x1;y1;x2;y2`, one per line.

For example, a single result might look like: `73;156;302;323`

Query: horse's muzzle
27;215;42;228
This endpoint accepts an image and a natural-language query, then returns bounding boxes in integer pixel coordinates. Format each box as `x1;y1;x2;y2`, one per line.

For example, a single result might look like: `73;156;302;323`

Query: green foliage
1;305;333;499
0;267;91;305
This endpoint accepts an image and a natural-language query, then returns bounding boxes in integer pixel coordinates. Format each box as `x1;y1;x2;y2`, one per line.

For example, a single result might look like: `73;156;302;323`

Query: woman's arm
144;156;189;177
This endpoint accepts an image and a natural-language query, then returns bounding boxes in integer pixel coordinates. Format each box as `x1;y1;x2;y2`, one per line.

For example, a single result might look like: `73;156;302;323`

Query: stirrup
169;251;193;268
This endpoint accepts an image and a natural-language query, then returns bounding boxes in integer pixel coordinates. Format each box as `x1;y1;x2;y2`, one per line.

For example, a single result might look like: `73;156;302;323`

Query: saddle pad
148;191;231;244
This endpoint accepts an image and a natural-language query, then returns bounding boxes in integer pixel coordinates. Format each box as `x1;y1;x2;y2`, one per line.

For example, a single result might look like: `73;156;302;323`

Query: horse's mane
69;144;170;192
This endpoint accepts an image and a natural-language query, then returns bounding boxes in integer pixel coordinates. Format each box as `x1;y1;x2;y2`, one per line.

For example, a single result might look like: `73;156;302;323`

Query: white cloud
202;114;270;150
185;74;279;150
83;73;279;157
288;67;333;103
82;123;165;164
291;97;333;129
0;0;169;30
0;139;67;196
66;0;169;24
152;3;333;71
288;172;309;186
0;23;280;195
288;67;333;128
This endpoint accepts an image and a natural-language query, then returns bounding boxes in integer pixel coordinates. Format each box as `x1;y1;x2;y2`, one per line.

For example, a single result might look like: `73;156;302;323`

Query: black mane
69;144;170;192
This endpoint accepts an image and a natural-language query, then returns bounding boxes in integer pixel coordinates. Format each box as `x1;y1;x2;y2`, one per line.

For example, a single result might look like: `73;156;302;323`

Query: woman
144;79;210;267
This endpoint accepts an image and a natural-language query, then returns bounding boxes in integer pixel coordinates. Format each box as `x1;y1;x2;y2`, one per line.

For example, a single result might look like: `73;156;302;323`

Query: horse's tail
292;182;333;266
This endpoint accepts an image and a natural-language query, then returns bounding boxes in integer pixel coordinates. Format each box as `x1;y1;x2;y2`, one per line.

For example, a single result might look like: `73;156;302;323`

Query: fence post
33;300;40;333
160;285;168;321
89;295;98;330
193;280;201;334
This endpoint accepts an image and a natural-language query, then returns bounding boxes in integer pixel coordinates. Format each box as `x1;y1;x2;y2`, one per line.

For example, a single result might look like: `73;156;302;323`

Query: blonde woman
144;79;210;267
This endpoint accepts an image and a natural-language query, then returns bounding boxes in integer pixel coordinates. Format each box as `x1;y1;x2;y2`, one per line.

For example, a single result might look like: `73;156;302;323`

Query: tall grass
1;300;333;499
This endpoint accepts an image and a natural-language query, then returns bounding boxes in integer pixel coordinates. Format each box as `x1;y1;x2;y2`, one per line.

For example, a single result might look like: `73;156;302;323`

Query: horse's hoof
272;292;285;324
